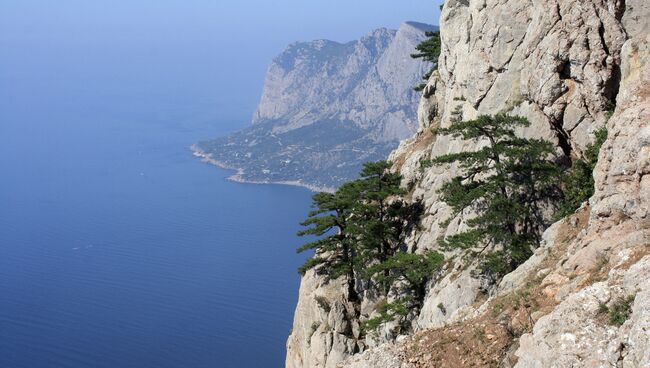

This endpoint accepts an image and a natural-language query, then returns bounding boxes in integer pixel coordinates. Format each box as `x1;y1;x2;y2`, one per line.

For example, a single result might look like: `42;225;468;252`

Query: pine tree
411;31;441;91
364;251;444;303
298;160;439;331
360;250;444;335
433;114;563;280
297;161;410;297
351;161;405;279
297;180;363;300
349;162;440;302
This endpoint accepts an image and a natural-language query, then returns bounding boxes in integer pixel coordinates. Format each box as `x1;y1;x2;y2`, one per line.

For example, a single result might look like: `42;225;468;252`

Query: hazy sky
1;0;444;124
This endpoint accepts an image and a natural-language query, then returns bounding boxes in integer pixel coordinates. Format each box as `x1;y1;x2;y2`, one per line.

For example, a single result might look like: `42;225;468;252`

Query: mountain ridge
286;1;650;367
195;22;437;190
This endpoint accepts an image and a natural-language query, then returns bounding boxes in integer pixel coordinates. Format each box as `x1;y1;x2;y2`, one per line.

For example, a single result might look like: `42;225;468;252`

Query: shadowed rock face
511;33;650;368
196;22;436;190
288;1;650;367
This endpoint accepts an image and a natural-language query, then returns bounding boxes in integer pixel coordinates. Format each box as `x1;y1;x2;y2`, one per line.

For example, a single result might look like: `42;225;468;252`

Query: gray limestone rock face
286;271;361;368
197;22;436;190
623;0;650;40
253;22;435;141
289;1;650;367
387;0;634;333
514;32;650;368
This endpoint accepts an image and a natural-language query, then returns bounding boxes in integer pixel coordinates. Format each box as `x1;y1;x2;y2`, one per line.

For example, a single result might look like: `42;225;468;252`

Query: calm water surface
0;38;311;368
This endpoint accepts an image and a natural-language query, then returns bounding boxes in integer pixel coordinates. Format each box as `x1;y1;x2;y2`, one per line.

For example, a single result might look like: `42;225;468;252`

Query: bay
0;36;310;368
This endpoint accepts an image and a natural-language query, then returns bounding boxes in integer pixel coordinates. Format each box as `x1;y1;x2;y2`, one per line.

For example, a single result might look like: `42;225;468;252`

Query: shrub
419;158;434;173
361;299;409;335
314;295;331;313
363;251;444;301
608;295;635;326
308;322;321;344
556;128;608;219
598;302;609;315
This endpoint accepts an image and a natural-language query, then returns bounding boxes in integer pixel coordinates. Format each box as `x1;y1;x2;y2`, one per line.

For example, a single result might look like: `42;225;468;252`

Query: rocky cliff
287;1;649;367
195;22;436;191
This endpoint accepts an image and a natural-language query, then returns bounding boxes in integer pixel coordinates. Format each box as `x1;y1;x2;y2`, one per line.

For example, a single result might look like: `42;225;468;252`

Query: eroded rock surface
197;22;436;190
287;271;362;368
288;1;649;367
514;33;650;368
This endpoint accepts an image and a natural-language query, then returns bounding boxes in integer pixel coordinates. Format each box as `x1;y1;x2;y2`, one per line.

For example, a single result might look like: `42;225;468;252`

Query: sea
0;31;312;368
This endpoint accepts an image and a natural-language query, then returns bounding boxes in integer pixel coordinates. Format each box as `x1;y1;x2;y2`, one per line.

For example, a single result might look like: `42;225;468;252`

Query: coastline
190;145;336;193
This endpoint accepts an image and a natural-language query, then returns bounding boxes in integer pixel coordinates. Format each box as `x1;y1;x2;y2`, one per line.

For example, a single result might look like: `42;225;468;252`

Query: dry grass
392;128;437;171
399;208;592;368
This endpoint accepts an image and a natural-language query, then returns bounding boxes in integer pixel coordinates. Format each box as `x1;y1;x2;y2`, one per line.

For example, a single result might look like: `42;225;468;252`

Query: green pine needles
297;114;607;334
296;180;363;299
361;299;410;335
411;31;441;92
297;161;442;325
364;251;444;301
556;127;608;219
432;114;564;279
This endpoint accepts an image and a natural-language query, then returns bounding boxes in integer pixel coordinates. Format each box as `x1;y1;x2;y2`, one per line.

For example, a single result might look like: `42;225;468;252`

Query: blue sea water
0;35;311;368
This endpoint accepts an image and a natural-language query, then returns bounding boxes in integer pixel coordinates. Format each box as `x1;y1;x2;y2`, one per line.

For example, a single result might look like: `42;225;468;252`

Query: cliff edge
287;1;649;367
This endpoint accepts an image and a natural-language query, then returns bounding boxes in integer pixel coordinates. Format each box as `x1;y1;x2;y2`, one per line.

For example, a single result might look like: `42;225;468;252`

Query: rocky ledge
287;1;649;367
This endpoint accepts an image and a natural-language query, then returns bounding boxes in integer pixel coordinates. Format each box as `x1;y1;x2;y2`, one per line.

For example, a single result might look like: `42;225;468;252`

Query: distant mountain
194;22;437;191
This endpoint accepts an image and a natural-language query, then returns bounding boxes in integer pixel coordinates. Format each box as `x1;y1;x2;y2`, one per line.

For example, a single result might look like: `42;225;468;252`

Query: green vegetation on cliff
432;113;565;279
298;161;442;329
411;30;441;91
556;127;608;219
297;109;607;334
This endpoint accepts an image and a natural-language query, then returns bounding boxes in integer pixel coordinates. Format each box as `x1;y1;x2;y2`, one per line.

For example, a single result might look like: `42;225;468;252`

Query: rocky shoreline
190;145;336;194
194;22;435;190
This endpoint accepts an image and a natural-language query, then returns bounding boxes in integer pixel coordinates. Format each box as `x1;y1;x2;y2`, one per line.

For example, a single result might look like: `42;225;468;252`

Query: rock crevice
287;1;649;367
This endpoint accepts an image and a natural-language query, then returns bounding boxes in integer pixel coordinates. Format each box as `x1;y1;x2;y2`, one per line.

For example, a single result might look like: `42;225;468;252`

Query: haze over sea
0;1;440;367
0;44;315;368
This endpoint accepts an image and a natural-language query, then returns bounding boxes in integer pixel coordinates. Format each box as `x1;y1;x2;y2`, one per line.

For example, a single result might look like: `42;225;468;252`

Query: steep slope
194;22;436;191
344;36;649;366
287;1;649;367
